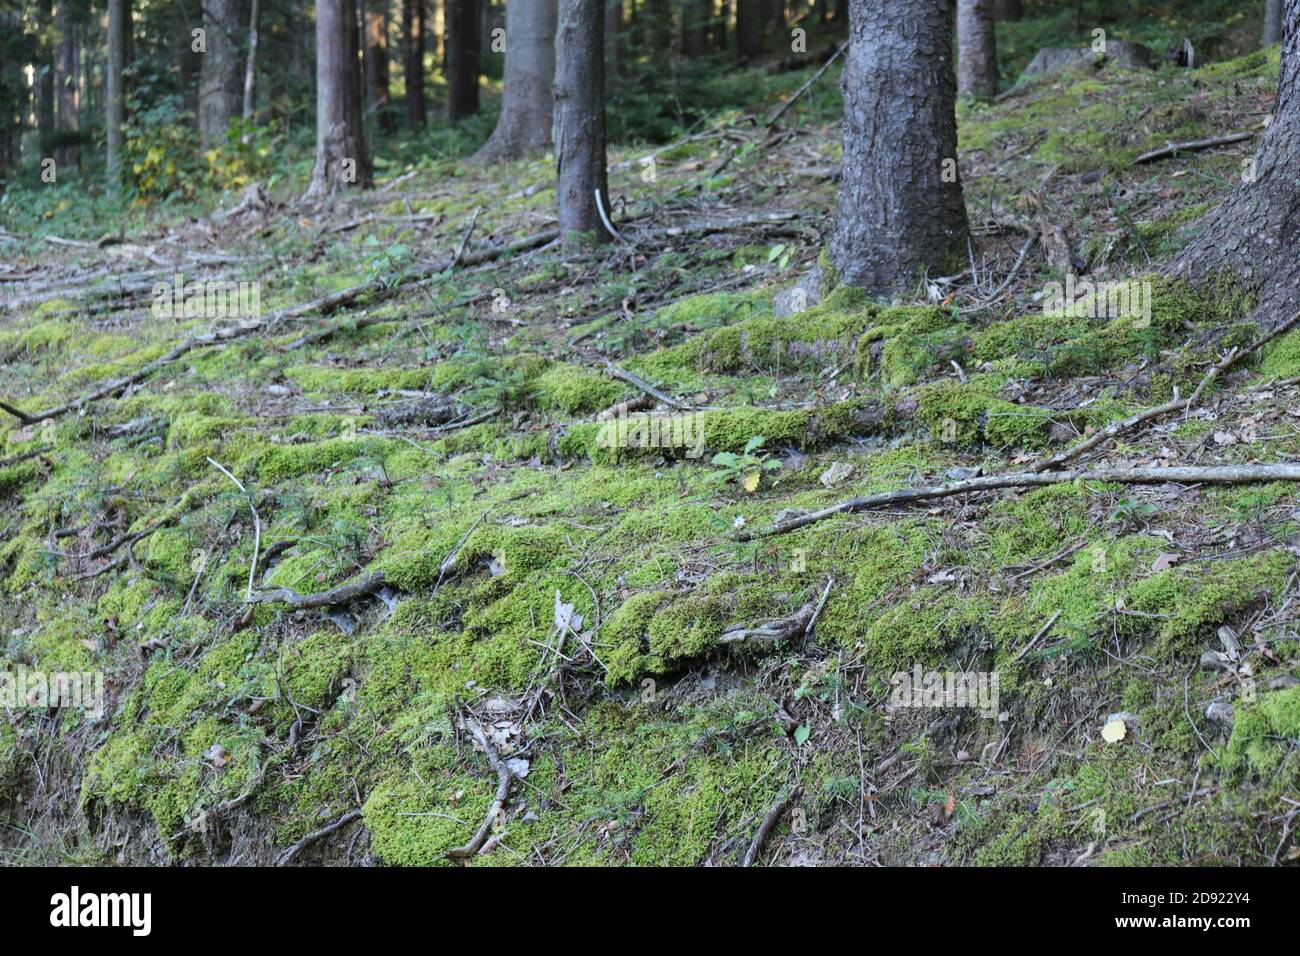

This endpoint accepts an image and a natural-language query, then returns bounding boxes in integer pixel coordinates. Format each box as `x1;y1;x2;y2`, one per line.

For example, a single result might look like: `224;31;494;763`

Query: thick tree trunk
477;0;556;160
55;4;80;169
1170;0;1300;323
363;0;393;128
957;0;997;100
199;0;242;146
1265;0;1284;45
993;0;1021;20
554;0;610;246
307;0;373;196
106;0;130;185
736;0;762;60
404;0;427;128
446;0;482;119
830;0;970;295
243;0;260;124
768;0;785;37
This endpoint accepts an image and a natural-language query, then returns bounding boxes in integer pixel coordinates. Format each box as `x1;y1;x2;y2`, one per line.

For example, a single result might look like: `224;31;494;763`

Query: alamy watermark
151;272;261;321
1;667;104;719
888;665;1000;719
595;408;706;459
1042;275;1152;328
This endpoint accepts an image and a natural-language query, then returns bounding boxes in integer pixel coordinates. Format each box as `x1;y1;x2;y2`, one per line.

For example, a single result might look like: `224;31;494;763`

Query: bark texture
957;0;997;100
446;0;482;119
106;0;130;185
554;0;610;246
830;0;970;295
404;0;426;128
363;0;393;128
307;0;373;196
477;0;557;160
1169;0;1300;324
736;0;763;60
200;0;242;146
55;3;79;169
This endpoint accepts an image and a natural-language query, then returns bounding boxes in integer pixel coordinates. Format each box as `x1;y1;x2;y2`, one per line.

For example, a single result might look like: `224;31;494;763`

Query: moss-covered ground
2;35;1298;867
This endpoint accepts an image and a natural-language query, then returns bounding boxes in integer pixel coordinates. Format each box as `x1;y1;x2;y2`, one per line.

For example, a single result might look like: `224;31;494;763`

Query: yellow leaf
742;471;761;493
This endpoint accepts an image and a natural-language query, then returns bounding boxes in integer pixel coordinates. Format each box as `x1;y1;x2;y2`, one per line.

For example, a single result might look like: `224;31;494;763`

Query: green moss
1219;686;1300;778
532;363;626;415
1259;329;1300;380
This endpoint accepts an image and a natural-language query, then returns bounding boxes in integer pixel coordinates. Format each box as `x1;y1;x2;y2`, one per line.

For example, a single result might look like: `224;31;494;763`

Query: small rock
819;461;853;487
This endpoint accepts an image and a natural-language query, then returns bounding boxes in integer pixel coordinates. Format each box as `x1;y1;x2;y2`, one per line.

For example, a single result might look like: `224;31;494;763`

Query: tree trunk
363;0;393;128
199;0;242;146
830;0;970;295
477;0;556;160
307;0;373;196
1170;0;1300;323
39;64;55;158
957;0;997;100
55;4;80;169
404;0;427;128
446;0;482;119
736;0;762;60
681;0;709;57
768;0;784;38
554;0;610;246
605;0;625;76
1265;0;1284;45
993;0;1021;20
106;0;130;186
243;0;261;124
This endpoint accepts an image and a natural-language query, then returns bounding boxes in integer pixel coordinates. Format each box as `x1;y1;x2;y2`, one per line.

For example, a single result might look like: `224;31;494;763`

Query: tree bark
830;0;970;295
106;0;130;186
554;0;610;246
55;3;80;169
363;0;393;128
307;0;373;196
1169;0;1300;324
957;0;997;100
404;0;427;128
199;0;242;146
446;0;482;119
993;0;1021;20
736;0;762;60
1265;0;1284;45
242;0;261;125
681;0;709;57
477;0;556;160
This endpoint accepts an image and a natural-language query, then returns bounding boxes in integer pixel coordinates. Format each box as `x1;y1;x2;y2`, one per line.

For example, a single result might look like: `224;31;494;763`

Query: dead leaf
1150;552;1180;573
204;744;230;768
818;461;853;487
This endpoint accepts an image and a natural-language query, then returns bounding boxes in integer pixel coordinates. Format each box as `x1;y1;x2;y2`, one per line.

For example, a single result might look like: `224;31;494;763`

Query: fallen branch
965;233;1038;312
248;569;388;609
720;584;826;644
446;717;514;860
208;457;261;601
275;809;364;866
603;362;690;410
1032;308;1300;472
1134;131;1255;165
766;40;848;129
738;463;1300;540
742;787;801;867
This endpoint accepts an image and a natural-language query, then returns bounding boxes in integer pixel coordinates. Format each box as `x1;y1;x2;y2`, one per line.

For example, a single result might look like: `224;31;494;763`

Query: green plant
710;436;780;492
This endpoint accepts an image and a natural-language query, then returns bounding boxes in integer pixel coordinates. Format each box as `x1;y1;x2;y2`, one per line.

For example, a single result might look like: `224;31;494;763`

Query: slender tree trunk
768;0;784;38
404;0;427;127
993;0;1021;20
39;64;55;158
830;0;970;294
307;0;373;195
1265;0;1284;45
200;0;242;146
681;0;709;56
363;0;393;128
55;4;80;169
106;0;130;186
605;0;625;76
554;0;610;246
477;0;556;160
736;0;762;60
243;0;260;125
957;0;997;100
1170;0;1300;323
446;0;482;119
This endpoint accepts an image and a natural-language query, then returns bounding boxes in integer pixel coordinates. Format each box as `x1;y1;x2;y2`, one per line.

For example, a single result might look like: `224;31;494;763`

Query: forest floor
2;43;1300;866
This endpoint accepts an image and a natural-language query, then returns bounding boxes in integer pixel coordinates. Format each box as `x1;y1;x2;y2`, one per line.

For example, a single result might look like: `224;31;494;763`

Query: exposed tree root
275;809;365;866
248;570;389;609
742;787;801;867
